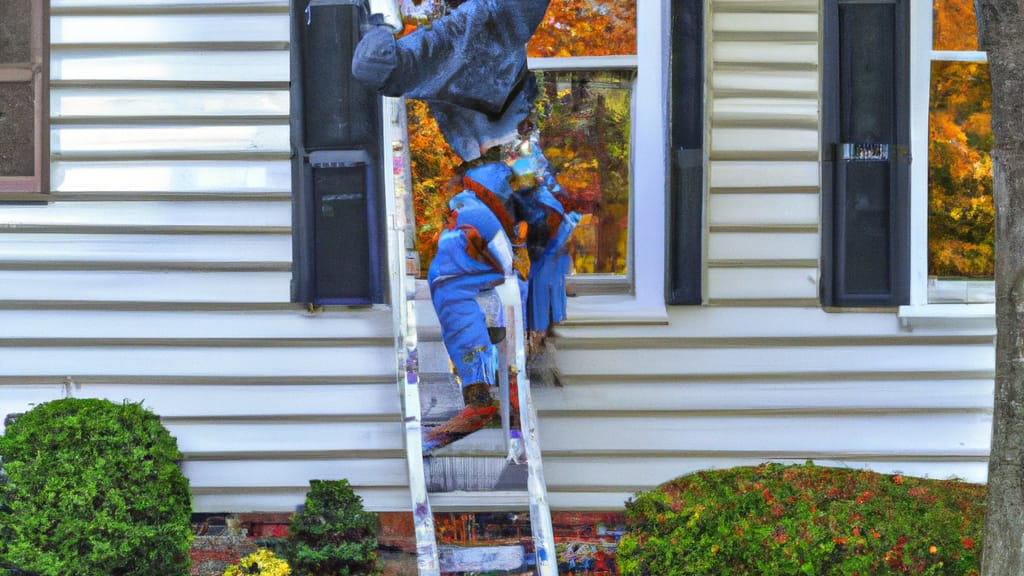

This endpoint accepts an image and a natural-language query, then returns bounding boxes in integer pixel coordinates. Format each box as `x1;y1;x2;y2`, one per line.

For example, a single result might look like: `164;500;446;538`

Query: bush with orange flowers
618;462;984;575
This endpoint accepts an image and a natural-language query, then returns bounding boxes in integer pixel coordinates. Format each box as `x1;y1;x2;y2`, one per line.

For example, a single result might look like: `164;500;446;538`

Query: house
0;0;992;530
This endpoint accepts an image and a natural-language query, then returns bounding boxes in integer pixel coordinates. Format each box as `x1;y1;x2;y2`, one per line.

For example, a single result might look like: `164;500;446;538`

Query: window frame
901;0;994;320
559;0;671;323
527;56;638;297
0;0;49;196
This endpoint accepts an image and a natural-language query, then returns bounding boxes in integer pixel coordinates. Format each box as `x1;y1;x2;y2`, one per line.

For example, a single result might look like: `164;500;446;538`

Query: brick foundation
189;510;626;575
189;535;258;576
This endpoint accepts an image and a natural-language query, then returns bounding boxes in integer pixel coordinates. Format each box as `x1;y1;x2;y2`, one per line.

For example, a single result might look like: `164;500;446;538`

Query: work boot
422;382;497;453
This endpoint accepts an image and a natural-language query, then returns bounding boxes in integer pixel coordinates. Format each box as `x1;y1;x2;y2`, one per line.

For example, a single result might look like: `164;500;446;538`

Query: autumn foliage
928;0;994;278
618;463;985;575
405;99;461;271
533;70;632;274
527;0;636;58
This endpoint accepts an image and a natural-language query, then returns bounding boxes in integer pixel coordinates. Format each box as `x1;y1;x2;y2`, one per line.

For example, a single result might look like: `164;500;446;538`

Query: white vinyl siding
0;0;405;513
706;0;821;304
546;305;993;509
0;0;997;517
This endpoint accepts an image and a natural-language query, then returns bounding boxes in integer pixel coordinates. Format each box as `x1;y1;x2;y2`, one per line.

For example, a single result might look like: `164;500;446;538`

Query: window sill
897;303;995;331
563;293;669;325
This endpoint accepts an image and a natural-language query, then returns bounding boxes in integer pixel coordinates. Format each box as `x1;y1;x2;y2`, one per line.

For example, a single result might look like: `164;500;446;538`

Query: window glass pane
536;69;633;275
928;60;992;279
398;0;636;57
528;0;636;57
0;0;32;64
933;0;979;51
406;69;634;276
0;82;35;177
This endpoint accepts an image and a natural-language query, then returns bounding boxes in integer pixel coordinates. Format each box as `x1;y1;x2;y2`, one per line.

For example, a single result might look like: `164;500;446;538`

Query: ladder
382;96;558;576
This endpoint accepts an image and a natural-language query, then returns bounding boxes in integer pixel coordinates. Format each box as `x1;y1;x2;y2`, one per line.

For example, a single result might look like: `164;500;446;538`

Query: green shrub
0;461;18;576
285;479;380;576
256;537;289;559
0;398;193;576
618;462;984;576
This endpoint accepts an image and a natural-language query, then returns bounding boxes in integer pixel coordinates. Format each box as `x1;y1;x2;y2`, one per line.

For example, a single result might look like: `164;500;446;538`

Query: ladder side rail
498;308;513;458
382;95;441;575
498;285;558;576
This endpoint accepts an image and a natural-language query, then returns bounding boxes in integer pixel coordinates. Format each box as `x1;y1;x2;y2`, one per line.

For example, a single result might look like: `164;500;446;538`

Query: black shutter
667;0;704;305
822;0;910;307
290;1;387;305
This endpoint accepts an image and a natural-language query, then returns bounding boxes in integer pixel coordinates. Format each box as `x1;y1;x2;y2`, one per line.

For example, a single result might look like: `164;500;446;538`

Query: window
909;0;992;306
0;0;48;196
527;1;635;291
528;67;635;285
404;1;697;319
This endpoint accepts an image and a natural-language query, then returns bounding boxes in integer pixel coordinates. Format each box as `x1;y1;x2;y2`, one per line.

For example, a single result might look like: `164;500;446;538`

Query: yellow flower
223;549;291;576
929;545;938;555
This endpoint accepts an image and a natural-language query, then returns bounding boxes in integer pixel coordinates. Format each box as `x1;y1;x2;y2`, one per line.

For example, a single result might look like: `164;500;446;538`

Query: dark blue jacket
353;0;551;159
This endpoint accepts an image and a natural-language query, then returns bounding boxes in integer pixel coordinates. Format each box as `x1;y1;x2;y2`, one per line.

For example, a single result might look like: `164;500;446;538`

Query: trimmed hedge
618;463;985;575
0;399;193;576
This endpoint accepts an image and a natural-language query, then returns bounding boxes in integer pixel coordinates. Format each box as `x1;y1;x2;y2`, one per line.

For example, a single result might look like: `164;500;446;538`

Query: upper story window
0;0;48;196
921;0;992;304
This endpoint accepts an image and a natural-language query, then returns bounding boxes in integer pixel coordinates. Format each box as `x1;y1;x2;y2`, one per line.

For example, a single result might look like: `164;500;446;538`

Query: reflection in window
398;0;637;58
932;0;978;51
536;70;633;275
928;61;992;279
528;0;636;57
406;98;459;273
405;70;634;277
927;0;992;281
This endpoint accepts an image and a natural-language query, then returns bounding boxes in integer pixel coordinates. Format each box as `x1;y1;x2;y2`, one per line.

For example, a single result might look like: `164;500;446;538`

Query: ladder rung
426;456;527;492
429;490;532;512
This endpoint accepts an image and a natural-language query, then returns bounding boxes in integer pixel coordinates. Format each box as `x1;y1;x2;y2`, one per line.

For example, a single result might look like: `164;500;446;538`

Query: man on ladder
354;0;577;452
354;2;576;573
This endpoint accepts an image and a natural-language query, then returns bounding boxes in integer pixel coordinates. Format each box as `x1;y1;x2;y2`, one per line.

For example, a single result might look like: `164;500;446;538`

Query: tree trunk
979;2;1024;574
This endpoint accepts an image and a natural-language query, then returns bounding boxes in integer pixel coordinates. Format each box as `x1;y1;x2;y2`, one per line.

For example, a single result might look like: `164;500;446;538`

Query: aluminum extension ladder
383;97;558;576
